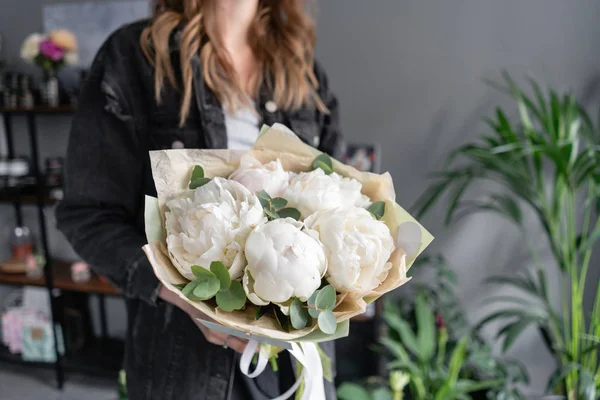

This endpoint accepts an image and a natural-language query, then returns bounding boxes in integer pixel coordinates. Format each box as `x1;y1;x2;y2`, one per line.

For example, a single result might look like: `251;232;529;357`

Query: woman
56;0;343;399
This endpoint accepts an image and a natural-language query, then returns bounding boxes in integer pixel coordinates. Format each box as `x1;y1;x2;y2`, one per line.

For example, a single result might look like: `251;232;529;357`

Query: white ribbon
239;340;326;400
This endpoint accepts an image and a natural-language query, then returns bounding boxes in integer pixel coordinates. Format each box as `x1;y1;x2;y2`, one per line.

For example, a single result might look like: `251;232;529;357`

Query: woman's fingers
195;321;249;353
224;336;249;354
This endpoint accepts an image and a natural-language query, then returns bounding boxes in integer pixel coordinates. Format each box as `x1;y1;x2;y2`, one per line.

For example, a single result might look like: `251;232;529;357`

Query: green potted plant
337;255;526;400
415;73;600;399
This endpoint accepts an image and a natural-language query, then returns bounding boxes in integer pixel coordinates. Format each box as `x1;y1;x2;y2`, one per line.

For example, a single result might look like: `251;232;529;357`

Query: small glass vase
42;69;60;107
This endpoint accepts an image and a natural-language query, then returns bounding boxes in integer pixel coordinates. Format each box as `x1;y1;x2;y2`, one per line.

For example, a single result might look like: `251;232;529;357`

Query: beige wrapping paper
142;124;433;341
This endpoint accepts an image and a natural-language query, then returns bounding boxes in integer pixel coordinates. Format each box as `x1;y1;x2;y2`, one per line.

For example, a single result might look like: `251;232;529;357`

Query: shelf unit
0;105;122;389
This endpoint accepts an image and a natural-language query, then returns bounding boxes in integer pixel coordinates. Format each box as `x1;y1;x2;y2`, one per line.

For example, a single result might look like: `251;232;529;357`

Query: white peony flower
229;154;293;197
165;177;266;281
283;169;371;217
64;51;78;66
20;34;44;63
305;207;394;294
244;218;327;304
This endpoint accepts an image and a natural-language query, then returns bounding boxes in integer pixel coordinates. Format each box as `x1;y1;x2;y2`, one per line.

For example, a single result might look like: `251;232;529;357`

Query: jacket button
265;100;277;113
171;140;185;149
312;136;320;147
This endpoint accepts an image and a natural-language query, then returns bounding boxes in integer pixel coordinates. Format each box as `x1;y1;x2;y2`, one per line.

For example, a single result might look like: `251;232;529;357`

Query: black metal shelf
0;337;124;377
0;188;60;205
0;105;75;115
0;106;123;389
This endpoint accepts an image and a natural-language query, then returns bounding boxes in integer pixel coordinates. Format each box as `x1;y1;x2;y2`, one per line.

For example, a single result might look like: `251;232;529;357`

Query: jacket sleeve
314;61;345;159
56;37;159;306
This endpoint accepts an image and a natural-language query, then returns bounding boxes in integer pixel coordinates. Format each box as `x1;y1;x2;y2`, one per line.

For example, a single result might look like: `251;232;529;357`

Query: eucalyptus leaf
264;208;279;220
307;291;320;318
271;197;288;210
174;283;187;290
191;275;221;300
181;281;198;298
315;161;333;175
367;201;386;220
215;280;246;312
190;165;204;181
315;285;336;311
210;261;231;291
290;298;311;330
318;310;337;334
257;189;271;200
189;177;211;190
277;207;301;221
312;154;333;175
191;265;215;279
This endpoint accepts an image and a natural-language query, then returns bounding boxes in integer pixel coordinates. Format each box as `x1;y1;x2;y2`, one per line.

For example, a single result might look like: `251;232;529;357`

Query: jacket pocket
148;115;201;150
287;109;320;148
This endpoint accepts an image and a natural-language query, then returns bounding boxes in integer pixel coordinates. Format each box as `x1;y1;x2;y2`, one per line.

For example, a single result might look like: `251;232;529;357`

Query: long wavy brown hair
141;0;325;125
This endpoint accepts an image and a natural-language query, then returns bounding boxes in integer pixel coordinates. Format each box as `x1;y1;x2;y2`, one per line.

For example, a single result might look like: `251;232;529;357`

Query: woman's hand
158;284;248;353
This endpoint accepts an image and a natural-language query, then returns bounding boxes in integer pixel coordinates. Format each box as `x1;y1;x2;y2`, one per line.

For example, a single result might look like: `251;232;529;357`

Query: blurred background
0;1;598;399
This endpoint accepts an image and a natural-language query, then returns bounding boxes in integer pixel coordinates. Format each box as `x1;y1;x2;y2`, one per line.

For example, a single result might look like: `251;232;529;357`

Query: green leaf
312;154;333;175
181;281;198;298
435;336;469;400
191;265;215;279
316;344;334;382
307;291;320;318
367;201;386;220
210;261;231;291
580;367;596;400
257;190;271;208
315;285;336;311
190;165;204;181
371;387;393;400
381;338;418;374
277;207;302;221
337;383;371;400
191;275;221;300
215;280;247;311
453;379;504;395
318;310;337;334
475;308;547;331
271;197;288;210
382;305;420;358
189;177;211;190
546;363;579;394
316;161;333;174
444;176;472;225
263;207;279;220
274;306;290;332
499;319;533;352
270;355;279;372
255;305;269;320
486;275;540;297
290;298;311;330
415;293;436;363
173;283;187;290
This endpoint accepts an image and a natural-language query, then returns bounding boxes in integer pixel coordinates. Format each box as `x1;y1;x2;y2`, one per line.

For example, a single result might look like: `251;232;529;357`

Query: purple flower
39;39;64;62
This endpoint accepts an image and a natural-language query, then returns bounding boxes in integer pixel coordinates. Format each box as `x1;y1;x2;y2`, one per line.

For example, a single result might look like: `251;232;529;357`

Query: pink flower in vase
39;39;64;62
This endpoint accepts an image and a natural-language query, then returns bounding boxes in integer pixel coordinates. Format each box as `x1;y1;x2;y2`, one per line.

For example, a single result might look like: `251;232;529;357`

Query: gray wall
315;0;600;393
1;0;600;394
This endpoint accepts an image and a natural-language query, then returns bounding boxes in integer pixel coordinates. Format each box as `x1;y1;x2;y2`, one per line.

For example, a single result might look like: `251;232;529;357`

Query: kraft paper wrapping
142;124;433;341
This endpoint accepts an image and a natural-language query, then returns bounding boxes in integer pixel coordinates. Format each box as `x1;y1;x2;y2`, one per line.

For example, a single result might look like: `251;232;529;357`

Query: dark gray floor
0;362;118;400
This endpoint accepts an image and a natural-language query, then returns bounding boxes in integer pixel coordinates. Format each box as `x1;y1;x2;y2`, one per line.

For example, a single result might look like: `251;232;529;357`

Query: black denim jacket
56;21;342;400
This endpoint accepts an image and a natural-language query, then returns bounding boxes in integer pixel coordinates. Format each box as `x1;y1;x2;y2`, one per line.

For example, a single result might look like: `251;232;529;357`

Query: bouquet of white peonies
143;124;432;399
